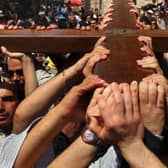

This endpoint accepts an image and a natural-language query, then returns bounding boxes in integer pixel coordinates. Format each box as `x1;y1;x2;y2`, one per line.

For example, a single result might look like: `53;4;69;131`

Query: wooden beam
1;29;168;53
0;0;167;83
0;29;100;53
140;30;168;52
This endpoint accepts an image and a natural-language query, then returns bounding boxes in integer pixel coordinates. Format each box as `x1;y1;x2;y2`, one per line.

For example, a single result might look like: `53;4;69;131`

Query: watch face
82;129;98;143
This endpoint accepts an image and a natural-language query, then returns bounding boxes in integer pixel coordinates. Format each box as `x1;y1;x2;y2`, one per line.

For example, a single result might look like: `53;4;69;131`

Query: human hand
143;74;168;90
98;11;113;30
73;36;110;76
128;1;139;17
139;80;165;135
137;36;162;74
143;74;168;125
138;36;152;49
136;56;162;74
86;83;113;121
136;17;145;30
59;75;107;122
62;121;81;138
1;46;25;59
87;82;144;146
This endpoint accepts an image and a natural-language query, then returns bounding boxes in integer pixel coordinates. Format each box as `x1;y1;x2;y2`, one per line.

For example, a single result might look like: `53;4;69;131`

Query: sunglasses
0;96;17;102
8;70;23;77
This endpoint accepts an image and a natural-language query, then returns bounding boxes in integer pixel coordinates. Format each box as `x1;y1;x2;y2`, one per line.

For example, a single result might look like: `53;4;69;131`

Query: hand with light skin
87;82;144;145
138;36;152;49
137;36;154;58
59;75;107;122
98;2;114;30
71;36;110;77
136;17;145;30
137;36;163;74
12;36;110;134
98;13;113;30
0;46;38;96
139;80;165;135
13;75;107;168
86;81;167;168
1;46;25;59
142;74;168;127
137;56;162;73
128;0;139;17
62;121;81;139
143;74;168;94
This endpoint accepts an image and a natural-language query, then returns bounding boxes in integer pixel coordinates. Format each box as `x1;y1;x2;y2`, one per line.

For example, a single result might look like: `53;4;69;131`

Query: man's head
8;58;24;84
0;83;18;133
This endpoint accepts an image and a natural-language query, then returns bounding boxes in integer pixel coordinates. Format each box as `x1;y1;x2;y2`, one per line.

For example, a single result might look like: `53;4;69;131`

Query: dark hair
0;83;18;97
140;15;152;25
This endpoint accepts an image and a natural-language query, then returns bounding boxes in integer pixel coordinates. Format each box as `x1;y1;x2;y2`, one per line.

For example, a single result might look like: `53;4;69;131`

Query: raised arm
48;136;97;168
87;82;167;168
12;36;110;133
47;87;106;168
1;46;38;96
13;75;106;168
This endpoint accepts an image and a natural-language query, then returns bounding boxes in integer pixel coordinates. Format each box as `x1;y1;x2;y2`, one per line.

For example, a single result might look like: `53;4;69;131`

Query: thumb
95;36;106;47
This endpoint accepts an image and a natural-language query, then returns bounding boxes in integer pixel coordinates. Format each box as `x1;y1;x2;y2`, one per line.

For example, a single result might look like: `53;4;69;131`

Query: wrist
118;139;143;154
71;53;90;75
64;66;77;81
155;67;163;74
64;66;84;89
22;54;33;62
118;139;146;166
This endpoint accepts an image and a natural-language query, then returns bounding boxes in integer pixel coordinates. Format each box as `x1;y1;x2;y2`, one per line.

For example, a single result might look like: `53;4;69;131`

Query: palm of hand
1;46;24;58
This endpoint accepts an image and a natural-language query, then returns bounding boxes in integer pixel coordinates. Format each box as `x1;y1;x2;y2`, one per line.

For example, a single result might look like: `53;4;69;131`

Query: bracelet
62;70;68;92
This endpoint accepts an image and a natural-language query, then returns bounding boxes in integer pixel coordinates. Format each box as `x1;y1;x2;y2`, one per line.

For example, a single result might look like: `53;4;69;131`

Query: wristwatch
81;128;99;146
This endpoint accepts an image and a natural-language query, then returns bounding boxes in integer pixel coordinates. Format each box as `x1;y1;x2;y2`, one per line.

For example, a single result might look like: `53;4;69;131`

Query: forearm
14;104;69;168
48;136;97;168
119;140;167;168
13;66;78;133
22;54;38;97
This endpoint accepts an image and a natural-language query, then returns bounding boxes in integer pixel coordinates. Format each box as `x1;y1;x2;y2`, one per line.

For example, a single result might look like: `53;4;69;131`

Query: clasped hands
86;78;165;148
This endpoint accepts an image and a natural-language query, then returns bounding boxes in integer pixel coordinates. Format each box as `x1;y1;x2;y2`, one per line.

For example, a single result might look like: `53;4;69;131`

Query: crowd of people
136;0;168;29
0;1;101;31
0;0;168;168
0;0;168;31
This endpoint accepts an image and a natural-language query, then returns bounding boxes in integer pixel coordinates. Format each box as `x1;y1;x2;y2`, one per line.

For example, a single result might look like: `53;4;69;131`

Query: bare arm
1;46;38;96
87;81;167;168
12;37;110;133
22;54;38;96
119;140;167;168
48;136;97;168
13;75;106;168
13;66;80;133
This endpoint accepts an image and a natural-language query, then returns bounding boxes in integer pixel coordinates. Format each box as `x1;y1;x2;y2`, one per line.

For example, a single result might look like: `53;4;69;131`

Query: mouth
0;113;9;121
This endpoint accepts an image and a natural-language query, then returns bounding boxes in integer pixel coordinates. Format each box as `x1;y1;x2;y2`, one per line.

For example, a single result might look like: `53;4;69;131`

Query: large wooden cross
0;0;168;83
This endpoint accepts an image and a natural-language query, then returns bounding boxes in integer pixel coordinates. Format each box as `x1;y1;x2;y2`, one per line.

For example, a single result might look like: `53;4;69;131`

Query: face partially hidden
0;88;18;131
8;58;24;84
